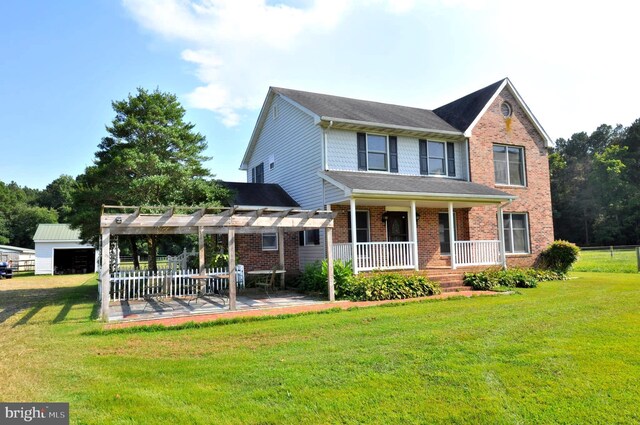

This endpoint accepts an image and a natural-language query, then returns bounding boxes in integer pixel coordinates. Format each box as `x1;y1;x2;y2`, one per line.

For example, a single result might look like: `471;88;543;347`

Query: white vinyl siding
326;131;467;179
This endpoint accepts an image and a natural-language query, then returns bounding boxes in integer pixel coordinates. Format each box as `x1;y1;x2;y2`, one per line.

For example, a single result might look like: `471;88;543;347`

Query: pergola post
448;202;456;270
409;200;419;271
278;227;285;289
497;205;507;269
100;228;111;321
198;226;205;273
350;198;358;274
325;226;335;301
228;228;237;311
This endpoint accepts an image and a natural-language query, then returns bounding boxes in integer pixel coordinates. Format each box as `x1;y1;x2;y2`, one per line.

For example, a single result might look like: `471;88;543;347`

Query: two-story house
236;78;554;275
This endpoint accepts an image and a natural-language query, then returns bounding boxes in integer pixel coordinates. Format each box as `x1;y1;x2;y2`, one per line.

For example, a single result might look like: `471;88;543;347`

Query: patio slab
108;289;324;322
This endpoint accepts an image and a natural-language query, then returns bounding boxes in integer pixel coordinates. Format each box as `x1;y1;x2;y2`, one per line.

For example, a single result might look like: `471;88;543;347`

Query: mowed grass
574;249;639;273
1;273;640;424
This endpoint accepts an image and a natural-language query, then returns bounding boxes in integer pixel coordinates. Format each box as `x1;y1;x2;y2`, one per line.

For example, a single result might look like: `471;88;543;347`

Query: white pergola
99;205;336;321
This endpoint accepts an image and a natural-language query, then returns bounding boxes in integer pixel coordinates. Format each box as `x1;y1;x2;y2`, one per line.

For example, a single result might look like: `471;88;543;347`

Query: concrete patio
108;288;325;322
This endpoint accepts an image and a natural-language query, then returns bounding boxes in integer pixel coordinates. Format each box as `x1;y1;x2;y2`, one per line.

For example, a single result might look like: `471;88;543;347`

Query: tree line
550;119;640;246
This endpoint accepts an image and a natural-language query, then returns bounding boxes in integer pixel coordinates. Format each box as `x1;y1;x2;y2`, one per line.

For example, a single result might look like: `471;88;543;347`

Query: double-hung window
493;145;525;186
502;213;530;254
347;211;370;242
367;134;388;171
262;232;277;251
438;212;457;255
357;133;398;172
419;140;456;177
251;163;264;183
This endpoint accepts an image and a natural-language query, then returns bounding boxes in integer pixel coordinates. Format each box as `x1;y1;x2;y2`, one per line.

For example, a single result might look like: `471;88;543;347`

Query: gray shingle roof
33;224;81;241
272;87;461;134
220;182;299;208
322;171;514;199
433;79;505;132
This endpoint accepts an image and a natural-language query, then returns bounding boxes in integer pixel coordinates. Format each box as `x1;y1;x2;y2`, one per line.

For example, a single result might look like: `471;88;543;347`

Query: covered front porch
321;171;516;273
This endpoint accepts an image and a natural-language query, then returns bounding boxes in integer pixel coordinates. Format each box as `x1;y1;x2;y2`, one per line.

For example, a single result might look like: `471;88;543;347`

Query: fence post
610;246;613;258
636;247;640;272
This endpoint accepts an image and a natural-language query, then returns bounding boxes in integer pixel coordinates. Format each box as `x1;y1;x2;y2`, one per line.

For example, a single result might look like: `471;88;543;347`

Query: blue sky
2;0;638;189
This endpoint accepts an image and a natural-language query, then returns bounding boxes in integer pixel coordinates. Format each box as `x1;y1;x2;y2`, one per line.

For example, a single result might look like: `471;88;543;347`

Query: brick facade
235;232;299;274
467;88;554;267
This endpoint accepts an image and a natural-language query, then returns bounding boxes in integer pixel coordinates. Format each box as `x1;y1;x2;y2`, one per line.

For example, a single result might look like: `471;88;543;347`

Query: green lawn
1;272;640;424
574;249;639;273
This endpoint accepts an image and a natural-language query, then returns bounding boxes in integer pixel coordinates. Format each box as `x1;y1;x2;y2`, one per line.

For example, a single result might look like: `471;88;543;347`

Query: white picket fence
109;266;245;301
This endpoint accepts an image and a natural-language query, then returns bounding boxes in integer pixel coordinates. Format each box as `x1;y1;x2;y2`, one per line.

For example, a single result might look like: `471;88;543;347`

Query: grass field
573;248;639;273
1;272;639;424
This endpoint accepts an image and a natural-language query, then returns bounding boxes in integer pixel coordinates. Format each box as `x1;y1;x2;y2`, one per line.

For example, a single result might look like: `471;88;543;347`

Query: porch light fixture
115;217;122;224
381;212;389;223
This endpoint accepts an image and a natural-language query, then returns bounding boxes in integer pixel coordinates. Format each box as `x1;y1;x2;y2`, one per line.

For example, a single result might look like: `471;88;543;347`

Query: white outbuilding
34;224;97;275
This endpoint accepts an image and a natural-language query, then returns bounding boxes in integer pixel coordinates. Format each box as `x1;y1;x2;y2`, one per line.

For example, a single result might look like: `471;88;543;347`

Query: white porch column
409;201;419;270
278;227;285;288
325;226;335;301
198;226;205;273
448;202;456;270
350;198;358;274
228;229;237;311
100;228;111;321
497;205;507;269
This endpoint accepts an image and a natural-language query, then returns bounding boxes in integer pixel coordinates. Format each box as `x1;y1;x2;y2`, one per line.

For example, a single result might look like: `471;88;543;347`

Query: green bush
336;272;441;301
463;268;566;290
297;259;353;294
540;240;580;273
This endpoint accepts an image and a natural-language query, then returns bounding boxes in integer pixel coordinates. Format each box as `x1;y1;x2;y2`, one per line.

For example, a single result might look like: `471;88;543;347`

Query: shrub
336;272;441;301
463;267;566;290
297;259;353;294
540;240;580;273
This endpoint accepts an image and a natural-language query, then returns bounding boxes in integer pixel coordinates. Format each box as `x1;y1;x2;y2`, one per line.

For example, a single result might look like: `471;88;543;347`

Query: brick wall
467;88;554;267
235;232;300;274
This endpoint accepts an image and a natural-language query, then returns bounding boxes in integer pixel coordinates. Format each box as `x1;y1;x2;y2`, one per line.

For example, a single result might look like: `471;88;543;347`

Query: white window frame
424;140;457;178
262;232;278;251
366;133;389;172
493;144;526;187
348;210;370;243
438;212;457;255
502;212;530;254
300;229;320;246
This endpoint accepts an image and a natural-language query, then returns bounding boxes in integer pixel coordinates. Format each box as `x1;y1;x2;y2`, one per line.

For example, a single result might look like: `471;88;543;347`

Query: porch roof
320;171;516;203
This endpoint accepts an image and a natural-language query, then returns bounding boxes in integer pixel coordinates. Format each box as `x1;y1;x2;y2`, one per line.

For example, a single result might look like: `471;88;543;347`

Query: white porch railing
109;266;245;301
333;242;415;272
454;240;501;267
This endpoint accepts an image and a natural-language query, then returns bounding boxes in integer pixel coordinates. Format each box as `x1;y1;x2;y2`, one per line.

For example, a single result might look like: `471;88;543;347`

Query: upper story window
502;213;530;254
493;145;525;186
357;133;398;173
251;162;264;183
419;140;456;177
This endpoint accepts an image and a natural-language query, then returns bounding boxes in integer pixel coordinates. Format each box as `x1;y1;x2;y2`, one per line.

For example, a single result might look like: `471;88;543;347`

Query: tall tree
71;88;227;270
37;174;76;222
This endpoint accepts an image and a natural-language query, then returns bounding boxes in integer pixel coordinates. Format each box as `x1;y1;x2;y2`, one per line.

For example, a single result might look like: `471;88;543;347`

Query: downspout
497;199;513;269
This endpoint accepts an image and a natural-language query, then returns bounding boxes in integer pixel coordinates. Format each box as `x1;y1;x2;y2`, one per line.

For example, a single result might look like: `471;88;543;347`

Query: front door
386;212;409;242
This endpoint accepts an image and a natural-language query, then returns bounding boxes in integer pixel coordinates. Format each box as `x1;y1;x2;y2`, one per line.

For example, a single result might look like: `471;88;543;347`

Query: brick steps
359;267;484;292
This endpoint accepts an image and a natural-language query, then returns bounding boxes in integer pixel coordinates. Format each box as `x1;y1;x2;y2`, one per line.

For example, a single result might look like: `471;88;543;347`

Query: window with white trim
262;232;277;251
493;145;525;186
502;213;530;254
438;212;457;255
419;140;456;177
299;229;320;246
251;163;264;183
367;134;388;171
347;211;370;242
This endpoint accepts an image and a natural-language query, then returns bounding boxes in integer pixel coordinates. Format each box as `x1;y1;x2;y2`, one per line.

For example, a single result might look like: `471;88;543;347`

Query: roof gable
33;224;81;242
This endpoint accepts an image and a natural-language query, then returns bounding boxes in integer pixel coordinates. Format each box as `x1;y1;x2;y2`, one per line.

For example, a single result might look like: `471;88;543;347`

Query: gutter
352;189;516;203
320;116;464;137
